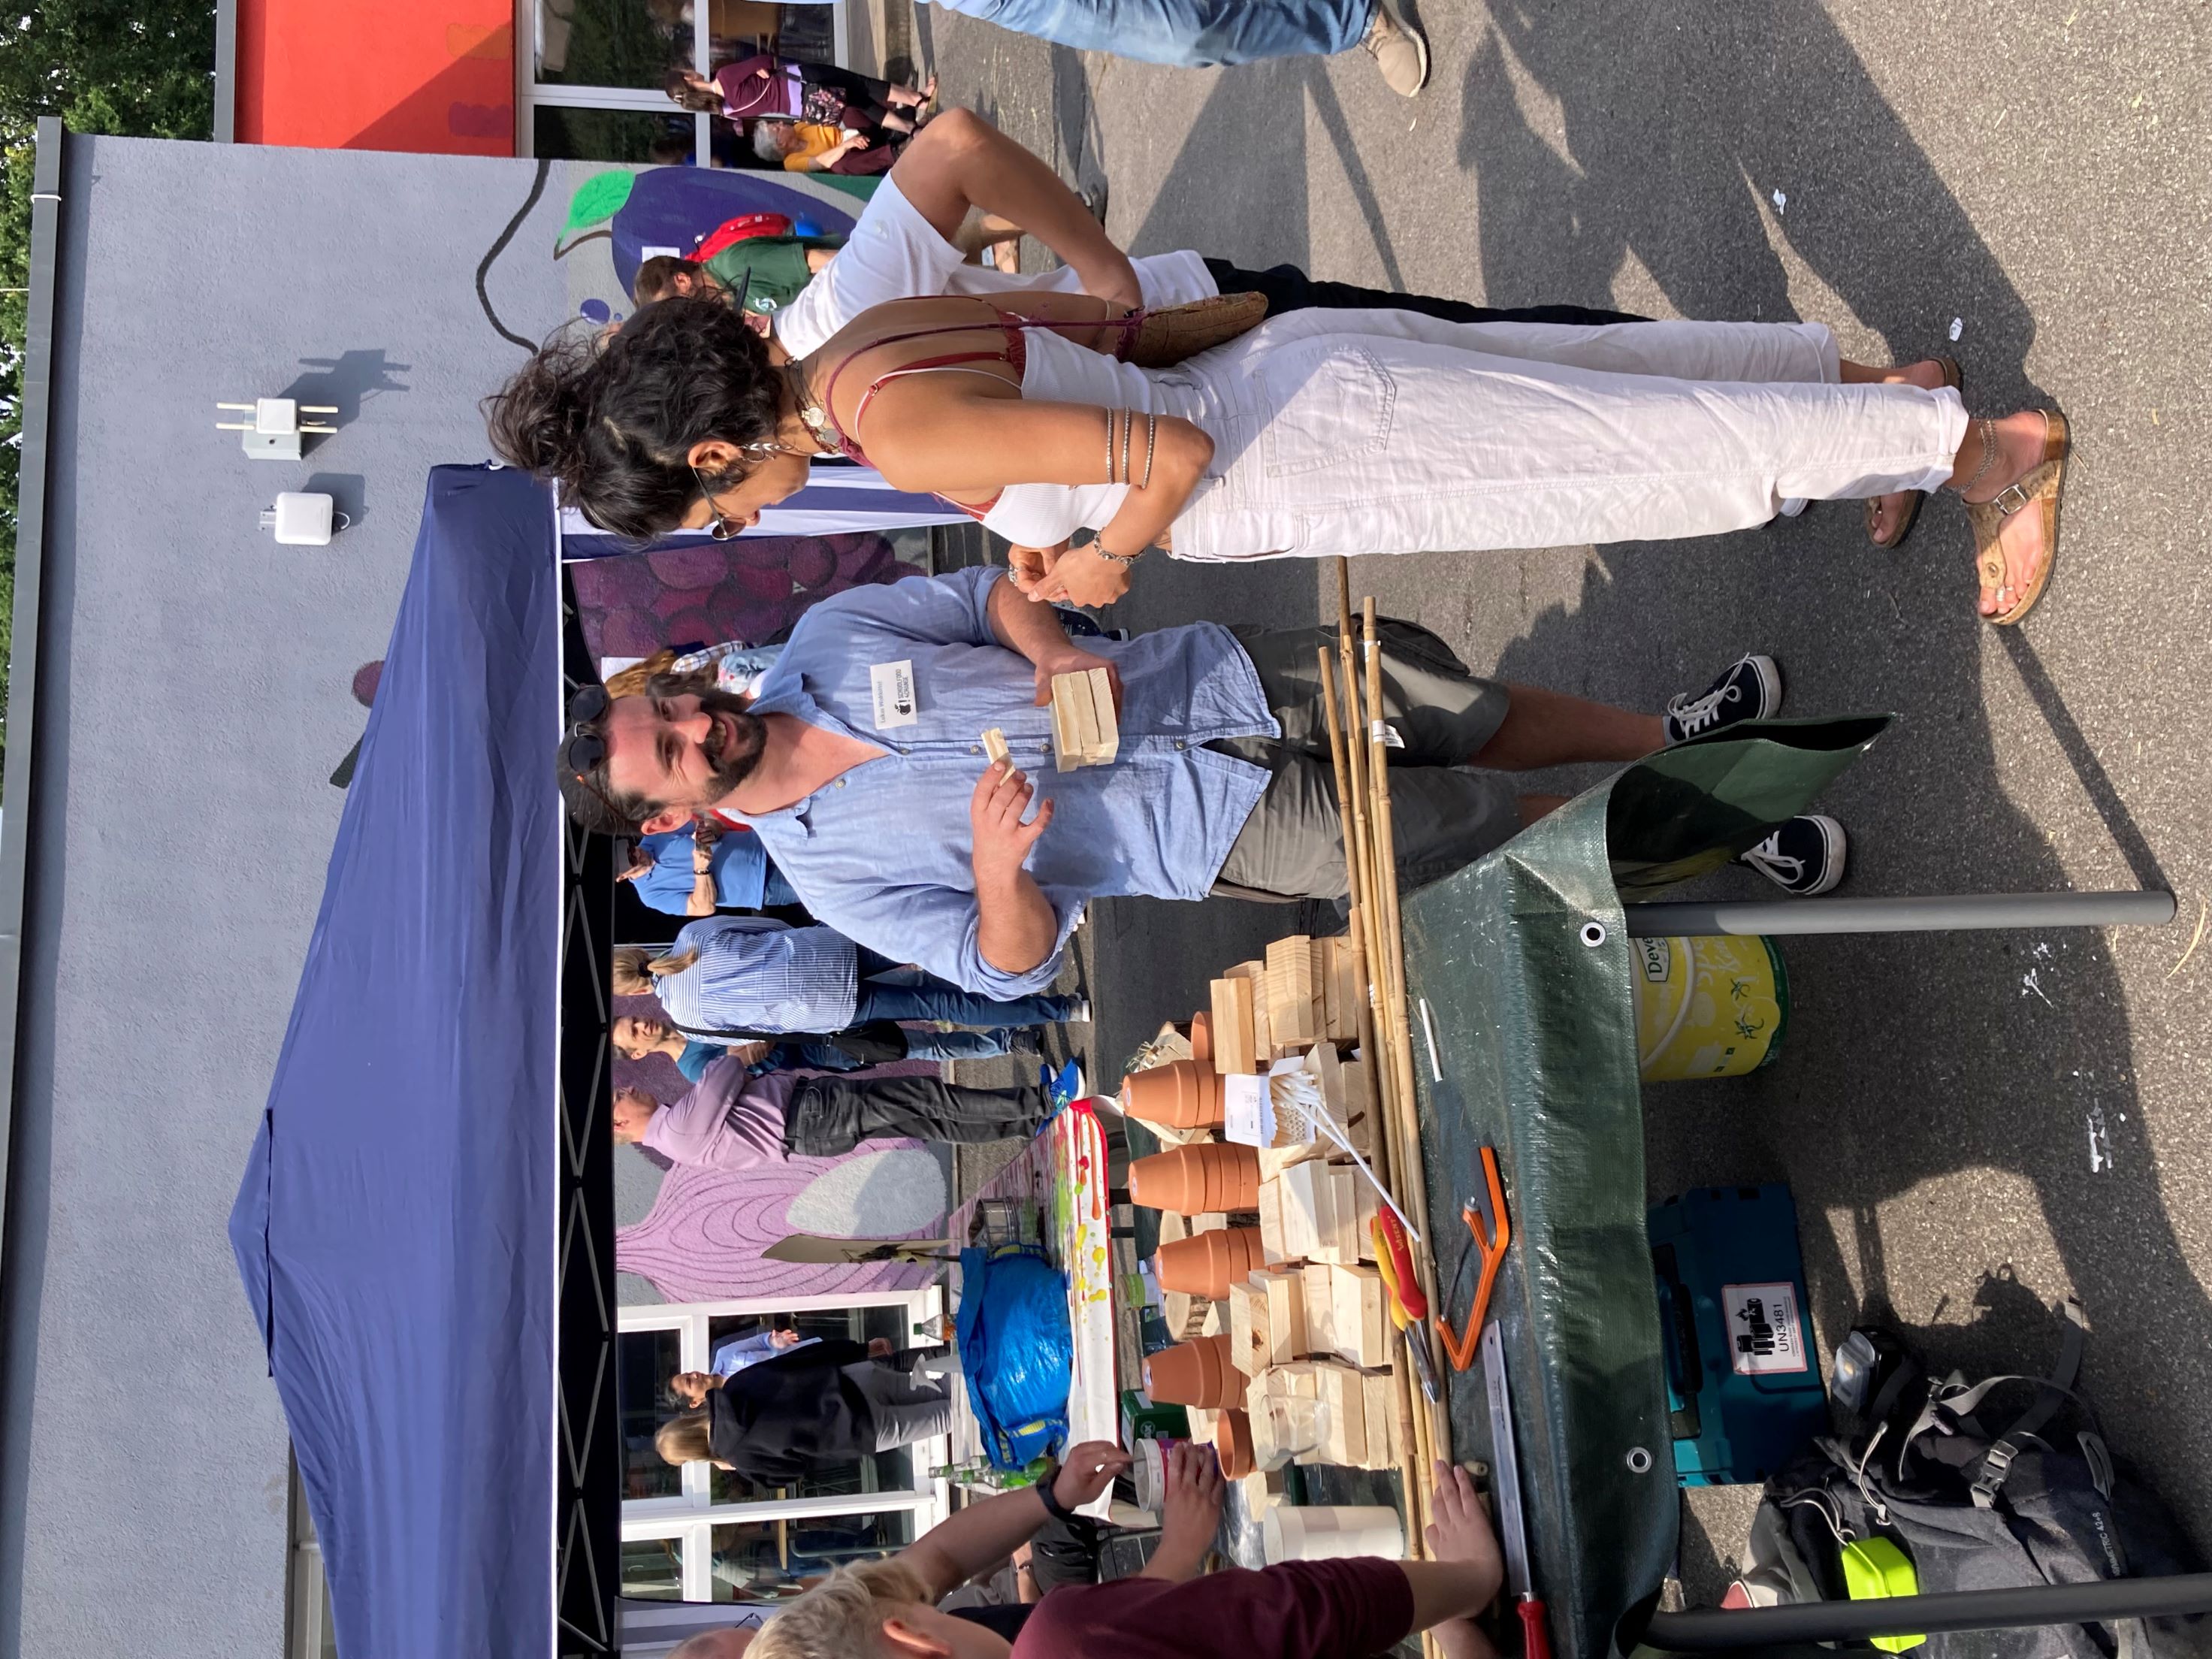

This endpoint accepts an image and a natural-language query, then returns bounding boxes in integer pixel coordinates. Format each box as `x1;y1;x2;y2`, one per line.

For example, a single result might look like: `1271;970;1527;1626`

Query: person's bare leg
1401;1463;1504;1657
1839;358;1953;546
1945;410;2062;617
1473;684;1666;772
952;211;1023;259
878;110;916;134
1515;793;1569;829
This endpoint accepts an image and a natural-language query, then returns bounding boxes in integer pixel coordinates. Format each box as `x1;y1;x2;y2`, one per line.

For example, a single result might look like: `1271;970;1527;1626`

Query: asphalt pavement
905;0;2212;1591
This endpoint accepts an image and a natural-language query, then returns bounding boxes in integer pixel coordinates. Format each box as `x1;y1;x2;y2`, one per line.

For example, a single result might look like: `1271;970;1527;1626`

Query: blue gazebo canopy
231;464;561;1659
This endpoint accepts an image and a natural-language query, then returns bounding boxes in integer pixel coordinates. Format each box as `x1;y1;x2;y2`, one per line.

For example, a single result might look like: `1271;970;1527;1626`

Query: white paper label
1220;1073;1273;1148
1723;1281;1809;1375
869;660;920;729
1369;719;1406;748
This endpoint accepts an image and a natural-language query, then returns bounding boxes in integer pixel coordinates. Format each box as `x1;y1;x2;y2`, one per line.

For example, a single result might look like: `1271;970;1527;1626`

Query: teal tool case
1649;1183;1830;1485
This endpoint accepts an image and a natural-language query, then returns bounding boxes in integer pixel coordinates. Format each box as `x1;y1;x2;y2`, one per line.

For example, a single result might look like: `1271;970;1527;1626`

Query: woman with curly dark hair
485;286;2068;627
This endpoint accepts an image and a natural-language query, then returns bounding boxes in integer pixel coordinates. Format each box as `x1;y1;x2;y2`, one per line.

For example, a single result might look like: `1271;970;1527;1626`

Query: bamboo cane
1362;600;1449;1460
1319;645;1425;1549
1343;614;1443;1659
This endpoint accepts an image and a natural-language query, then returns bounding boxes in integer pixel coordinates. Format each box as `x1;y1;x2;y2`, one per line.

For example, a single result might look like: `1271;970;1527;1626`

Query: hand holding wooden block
1048;669;1120;772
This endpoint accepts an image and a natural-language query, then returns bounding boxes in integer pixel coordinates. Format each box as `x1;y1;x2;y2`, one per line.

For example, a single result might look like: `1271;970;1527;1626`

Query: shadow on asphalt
1075;16;2201;1554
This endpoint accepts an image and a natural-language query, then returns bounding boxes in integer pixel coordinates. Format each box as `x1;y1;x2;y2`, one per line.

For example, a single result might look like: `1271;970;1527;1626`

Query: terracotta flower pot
1215;1407;1256;1480
1129;1144;1262;1216
1189;1011;1214;1062
1142;1333;1239;1409
1120;1059;1224;1130
1153;1226;1266;1301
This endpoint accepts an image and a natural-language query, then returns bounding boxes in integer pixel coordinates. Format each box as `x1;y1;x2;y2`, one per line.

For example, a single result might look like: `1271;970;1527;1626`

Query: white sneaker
1361;0;1430;95
1062;998;1093;1023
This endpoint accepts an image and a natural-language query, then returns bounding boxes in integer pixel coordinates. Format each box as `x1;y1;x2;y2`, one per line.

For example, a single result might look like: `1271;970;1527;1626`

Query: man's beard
695;687;766;797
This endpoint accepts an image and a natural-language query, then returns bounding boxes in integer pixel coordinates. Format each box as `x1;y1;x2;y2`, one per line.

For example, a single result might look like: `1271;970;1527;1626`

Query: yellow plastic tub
1630;935;1790;1082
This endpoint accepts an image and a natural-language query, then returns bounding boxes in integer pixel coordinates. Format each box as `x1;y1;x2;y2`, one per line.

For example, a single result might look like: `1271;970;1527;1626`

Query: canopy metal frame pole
1622;890;2175;938
1639;1570;2212;1651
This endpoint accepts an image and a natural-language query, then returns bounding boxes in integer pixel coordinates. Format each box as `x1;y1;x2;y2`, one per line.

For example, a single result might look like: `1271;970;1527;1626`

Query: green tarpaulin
1404;717;1887;1658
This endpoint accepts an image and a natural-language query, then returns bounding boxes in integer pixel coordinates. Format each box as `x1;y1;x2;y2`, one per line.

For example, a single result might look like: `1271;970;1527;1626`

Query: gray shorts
1212;621;1517;902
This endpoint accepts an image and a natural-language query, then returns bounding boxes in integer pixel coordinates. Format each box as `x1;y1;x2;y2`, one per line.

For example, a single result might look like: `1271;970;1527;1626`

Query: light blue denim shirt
655;916;860;1034
744;567;1279;996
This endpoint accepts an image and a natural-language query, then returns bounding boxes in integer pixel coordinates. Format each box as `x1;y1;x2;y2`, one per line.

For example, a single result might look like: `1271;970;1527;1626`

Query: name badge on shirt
869;660;920;729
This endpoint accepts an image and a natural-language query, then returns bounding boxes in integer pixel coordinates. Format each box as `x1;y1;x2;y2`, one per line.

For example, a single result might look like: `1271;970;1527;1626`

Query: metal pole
1623;890;2175;939
1641;1572;2212;1650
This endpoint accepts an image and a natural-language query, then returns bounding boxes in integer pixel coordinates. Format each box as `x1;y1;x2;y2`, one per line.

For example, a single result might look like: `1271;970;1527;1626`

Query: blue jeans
935;0;1369;66
853;948;1078;1029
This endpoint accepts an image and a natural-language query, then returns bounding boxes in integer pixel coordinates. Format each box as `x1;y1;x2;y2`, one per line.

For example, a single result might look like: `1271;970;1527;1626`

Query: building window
521;0;851;162
287;1460;341;1659
619;1289;948;1603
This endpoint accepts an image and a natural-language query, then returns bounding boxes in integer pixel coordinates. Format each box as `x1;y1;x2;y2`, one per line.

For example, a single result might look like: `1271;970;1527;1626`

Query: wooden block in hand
1049;673;1089;774
1329;1263;1392;1368
1210;974;1259;1076
1085;665;1119;763
980;727;1011;768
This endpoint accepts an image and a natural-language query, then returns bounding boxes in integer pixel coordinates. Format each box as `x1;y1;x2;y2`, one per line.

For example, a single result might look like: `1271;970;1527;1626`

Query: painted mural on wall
548;162;875;330
569;533;914;663
618;1155;938;1303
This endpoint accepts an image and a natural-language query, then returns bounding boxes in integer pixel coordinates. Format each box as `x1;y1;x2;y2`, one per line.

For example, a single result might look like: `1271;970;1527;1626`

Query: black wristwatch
1035;1458;1076;1524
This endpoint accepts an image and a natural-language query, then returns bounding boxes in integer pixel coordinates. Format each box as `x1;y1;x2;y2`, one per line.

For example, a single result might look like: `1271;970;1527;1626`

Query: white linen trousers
981;313;1970;562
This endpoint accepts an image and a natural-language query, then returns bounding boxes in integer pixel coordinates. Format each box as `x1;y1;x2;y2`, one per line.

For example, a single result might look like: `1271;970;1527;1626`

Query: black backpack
1760;1300;2209;1657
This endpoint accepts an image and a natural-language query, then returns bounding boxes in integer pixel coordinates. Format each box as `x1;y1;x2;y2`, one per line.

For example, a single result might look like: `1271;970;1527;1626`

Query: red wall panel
236;0;516;155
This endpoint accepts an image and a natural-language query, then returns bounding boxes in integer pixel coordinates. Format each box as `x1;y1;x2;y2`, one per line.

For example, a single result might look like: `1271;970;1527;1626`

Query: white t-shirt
772;175;1219;358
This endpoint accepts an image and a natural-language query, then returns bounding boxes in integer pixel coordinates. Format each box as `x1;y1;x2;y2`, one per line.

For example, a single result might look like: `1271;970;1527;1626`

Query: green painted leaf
564;171;636;234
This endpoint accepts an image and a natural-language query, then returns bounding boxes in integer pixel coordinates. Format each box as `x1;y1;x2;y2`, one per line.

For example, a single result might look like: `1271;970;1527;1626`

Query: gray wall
0;134;569;1659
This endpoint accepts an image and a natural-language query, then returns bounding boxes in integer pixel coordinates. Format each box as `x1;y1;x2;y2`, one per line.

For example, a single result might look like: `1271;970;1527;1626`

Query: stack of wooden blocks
1207;935;1361;1075
1132;935;1401;1483
1216;1160;1401;1473
1048;669;1120;772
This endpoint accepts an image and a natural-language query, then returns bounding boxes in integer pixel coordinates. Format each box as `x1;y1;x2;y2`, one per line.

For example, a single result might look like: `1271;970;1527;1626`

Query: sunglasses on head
562;683;633;827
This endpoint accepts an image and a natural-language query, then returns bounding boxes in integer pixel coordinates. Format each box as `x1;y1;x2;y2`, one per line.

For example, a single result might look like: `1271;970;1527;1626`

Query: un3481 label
1723;1281;1808;1375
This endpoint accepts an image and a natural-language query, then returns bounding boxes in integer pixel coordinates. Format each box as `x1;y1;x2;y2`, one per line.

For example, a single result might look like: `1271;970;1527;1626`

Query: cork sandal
1865;355;1963;549
1968;410;2068;627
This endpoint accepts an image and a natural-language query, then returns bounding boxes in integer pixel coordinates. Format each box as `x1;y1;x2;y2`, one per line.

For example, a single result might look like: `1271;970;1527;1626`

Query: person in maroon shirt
745;1441;1504;1659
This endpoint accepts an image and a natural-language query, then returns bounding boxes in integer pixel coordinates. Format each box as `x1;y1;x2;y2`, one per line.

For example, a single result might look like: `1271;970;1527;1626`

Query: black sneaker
1664;654;1782;744
1739;814;1848;896
1006;1029;1043;1056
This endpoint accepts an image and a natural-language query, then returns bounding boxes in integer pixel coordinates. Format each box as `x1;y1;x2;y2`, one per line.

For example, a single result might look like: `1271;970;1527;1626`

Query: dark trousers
1202;258;1647;328
784;1074;1050;1157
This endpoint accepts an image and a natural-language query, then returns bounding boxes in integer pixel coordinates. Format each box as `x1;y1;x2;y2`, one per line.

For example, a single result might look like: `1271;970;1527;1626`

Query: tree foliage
0;1;216;751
